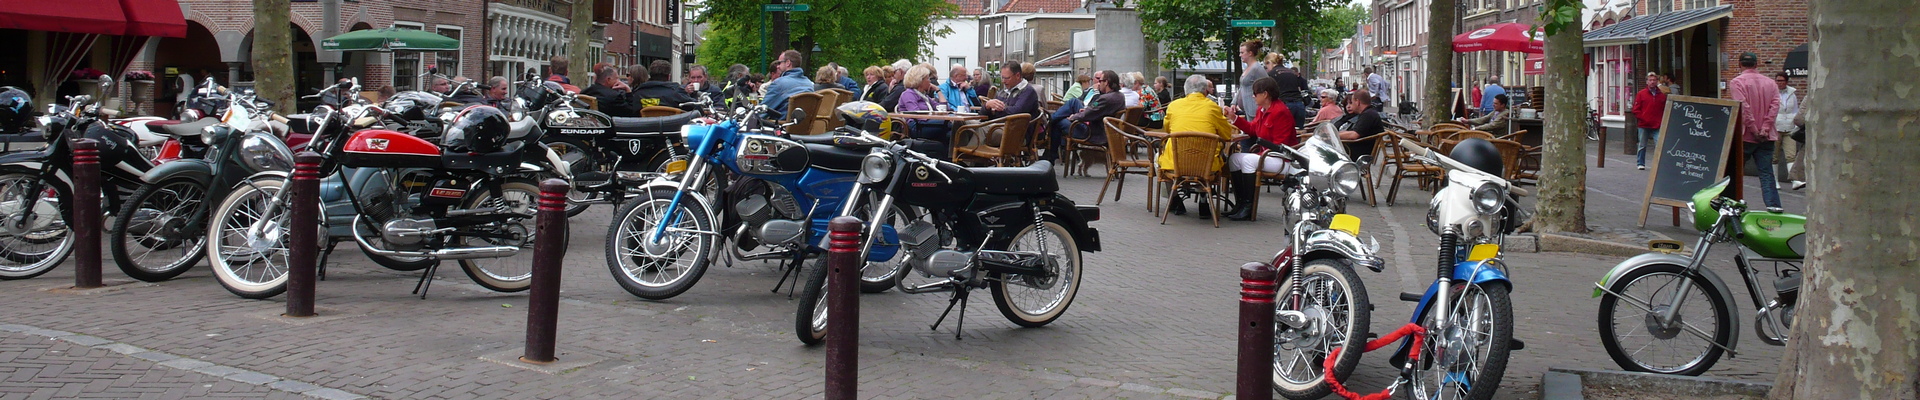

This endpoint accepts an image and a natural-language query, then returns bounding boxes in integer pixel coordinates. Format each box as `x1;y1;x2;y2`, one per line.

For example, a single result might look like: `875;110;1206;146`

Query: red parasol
1453;23;1544;54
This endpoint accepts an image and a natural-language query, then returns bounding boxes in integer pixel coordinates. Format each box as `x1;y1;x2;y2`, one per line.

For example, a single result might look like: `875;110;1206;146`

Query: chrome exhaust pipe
350;216;520;260
897;278;957;294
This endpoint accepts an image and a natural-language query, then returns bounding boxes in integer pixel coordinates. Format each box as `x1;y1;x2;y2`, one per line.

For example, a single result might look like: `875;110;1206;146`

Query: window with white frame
392;22;425;90
436;26;463;80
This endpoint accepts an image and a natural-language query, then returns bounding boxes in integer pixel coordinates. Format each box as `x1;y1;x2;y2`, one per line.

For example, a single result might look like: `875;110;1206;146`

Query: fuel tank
337;129;441;168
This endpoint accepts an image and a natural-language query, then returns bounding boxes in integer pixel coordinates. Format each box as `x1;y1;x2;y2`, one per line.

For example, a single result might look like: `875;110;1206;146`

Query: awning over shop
0;0;127;36
1582;5;1732;48
119;0;187;38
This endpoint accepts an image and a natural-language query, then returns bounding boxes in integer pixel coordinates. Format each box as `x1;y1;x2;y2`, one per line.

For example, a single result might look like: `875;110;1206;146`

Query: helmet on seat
442;105;510;153
0;87;34;134
1449;137;1503;177
836;101;888;132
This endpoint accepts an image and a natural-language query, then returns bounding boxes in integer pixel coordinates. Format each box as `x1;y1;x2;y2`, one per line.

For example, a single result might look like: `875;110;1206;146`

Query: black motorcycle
0;78;156;279
793;131;1102;345
539;93;705;217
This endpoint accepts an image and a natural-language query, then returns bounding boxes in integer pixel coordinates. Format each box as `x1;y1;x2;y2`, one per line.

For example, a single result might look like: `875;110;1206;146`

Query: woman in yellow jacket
1157;75;1237;217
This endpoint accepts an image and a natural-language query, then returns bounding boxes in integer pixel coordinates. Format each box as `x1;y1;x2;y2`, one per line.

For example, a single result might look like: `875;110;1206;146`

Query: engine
730;182;803;249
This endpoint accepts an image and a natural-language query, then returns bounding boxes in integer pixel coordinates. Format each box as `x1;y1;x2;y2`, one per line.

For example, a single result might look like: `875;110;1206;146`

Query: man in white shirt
1366;66;1391;106
1774;71;1802;189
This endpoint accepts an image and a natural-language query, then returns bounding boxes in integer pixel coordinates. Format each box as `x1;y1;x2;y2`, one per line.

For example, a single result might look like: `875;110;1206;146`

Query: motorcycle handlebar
1397;138;1528;197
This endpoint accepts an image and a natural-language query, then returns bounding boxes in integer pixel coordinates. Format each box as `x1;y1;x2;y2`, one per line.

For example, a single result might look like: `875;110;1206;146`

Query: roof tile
1000;0;1086;14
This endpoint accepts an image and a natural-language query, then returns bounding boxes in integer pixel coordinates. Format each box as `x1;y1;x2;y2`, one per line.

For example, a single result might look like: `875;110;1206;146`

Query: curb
1547;367;1771;399
1537;232;1654;258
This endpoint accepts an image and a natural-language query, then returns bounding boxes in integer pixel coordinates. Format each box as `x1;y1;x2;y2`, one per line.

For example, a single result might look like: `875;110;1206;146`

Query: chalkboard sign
1639;95;1741;227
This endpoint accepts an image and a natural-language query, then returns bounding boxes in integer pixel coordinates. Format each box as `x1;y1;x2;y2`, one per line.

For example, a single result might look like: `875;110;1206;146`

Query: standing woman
1221;77;1298;221
1236;40;1268;117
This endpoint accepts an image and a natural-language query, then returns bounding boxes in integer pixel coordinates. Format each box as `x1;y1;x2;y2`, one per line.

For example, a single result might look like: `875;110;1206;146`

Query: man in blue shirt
760;50;814;121
939;64;976;112
1479;76;1506;116
834;64;861;100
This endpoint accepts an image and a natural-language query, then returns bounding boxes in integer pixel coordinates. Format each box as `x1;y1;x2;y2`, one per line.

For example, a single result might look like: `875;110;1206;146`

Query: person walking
1366;66;1390;107
1236;40;1268;117
1630;72;1668;169
1727;52;1783;212
1773;71;1802;189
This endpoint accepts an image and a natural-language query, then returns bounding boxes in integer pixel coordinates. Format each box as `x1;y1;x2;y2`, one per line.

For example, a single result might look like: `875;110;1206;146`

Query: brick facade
1713;0;1808;91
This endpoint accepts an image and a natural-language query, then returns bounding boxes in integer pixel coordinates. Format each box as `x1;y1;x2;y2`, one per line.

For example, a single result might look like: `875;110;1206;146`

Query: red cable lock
1323;323;1428;400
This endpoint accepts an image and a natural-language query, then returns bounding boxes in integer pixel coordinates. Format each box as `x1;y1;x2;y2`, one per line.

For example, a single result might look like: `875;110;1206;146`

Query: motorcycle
203;85;552;299
0;77;156;279
1387;137;1527;400
603;102;909;301
108;80;342;282
538;85;703;217
1592;177;1801;375
1244;124;1384;399
794;130;1101;345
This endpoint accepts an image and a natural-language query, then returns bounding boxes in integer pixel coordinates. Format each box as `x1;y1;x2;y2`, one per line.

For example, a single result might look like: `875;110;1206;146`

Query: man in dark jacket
582;65;637;117
630;60;695;110
683;65;724;103
983;62;1039;119
1044;70;1124;160
1268;60;1312;127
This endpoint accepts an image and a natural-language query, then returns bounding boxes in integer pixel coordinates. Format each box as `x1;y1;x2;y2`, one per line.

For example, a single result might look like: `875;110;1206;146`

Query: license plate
664;160;687;174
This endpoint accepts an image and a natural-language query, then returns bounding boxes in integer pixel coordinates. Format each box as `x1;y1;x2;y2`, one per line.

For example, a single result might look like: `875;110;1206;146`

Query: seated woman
1312;89;1344;124
1222;77;1298;221
894;64;954;158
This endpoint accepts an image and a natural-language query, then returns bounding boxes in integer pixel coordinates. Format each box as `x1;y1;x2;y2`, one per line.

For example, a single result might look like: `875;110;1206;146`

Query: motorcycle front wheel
111;177;209;282
990;216;1083;327
1596;264;1732;376
855;199;918;293
0;171;73;280
206;177;293;299
795;258;830;346
1411;282;1514;400
1271;259;1371;400
454;179;540;292
605;186;716;300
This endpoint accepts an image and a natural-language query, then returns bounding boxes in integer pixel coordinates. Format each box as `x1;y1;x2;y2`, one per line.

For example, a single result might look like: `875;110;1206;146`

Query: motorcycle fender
140;159;213;185
1040;195;1099;252
0;149;51;170
1592;252;1742;355
1407;259;1513;324
1299;229;1383;272
635;178;718;224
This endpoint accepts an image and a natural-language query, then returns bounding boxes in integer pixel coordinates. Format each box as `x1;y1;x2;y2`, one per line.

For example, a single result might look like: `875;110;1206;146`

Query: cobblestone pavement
0;139;1790;399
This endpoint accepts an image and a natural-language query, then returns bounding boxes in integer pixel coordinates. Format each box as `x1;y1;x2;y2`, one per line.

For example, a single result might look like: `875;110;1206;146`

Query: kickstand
770;252;804;297
411;263;439;299
929;289;970;340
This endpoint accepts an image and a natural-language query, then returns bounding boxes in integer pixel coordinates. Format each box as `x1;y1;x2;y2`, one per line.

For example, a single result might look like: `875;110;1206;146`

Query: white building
923;0;989;68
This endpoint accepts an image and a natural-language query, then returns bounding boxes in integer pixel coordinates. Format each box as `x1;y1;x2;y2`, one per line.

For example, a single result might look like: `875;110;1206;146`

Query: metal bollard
521;179;570;364
1236;262;1278;400
824;216;863;400
70;138;101;289
285;152;322;317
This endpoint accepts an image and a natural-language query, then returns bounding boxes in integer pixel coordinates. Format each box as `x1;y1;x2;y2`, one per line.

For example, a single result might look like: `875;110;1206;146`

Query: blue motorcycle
604;105;906;300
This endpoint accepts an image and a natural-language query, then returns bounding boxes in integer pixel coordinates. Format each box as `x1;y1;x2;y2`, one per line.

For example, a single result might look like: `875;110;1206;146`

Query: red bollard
285;152;322;317
522;179;570;364
824;216;864;400
70;138;101;289
1236;262;1278;400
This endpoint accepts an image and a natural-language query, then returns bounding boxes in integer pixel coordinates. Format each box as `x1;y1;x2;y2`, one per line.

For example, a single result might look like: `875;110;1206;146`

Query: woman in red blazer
1221;77;1297;221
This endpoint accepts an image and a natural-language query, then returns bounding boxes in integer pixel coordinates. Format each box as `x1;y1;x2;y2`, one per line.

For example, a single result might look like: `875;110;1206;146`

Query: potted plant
123;70;155;83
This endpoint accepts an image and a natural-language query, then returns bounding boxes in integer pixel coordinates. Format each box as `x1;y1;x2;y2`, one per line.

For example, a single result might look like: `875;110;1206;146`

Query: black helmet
0;87;33;134
1449;137;1503;176
443;105;510;153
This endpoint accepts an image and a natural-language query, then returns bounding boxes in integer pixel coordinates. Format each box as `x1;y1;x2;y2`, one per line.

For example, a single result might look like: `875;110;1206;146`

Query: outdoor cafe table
889;111;989;122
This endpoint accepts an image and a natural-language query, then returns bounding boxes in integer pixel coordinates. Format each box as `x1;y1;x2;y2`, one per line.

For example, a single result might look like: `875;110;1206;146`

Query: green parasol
320;27;459;51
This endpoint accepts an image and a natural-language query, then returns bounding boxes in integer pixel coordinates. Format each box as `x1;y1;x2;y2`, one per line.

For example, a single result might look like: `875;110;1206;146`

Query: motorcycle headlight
1472;182;1504;215
1330;161;1362;197
240;133;295;172
679;124;694;139
1425;199;1442;235
858;151;893;184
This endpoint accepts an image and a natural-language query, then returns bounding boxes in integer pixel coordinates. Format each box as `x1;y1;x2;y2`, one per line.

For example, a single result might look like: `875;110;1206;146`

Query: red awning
1524;54;1545;75
0;0;128;36
120;0;186;38
1453;23;1545;54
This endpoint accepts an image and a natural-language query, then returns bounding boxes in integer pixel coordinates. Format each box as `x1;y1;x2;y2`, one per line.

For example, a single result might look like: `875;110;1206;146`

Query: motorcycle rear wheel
1271;259;1371;400
111;177;208;282
455;179;540;292
605;186;716;300
990;216;1082;327
0;170;73;280
1597;264;1732;375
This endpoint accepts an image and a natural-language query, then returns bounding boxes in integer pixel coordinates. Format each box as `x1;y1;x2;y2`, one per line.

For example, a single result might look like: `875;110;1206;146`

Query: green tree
251;0;294;115
1533;0;1588;234
1138;0;1348;70
1299;4;1369;76
693;0;955;76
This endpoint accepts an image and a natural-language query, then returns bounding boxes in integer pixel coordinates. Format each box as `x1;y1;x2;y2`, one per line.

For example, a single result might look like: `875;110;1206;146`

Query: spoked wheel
990;216;1082;327
855;199;918;293
206;177;295;299
1271;259;1371;399
455;179;541;292
110;177;209;282
1411;282;1514;400
1597;264;1732;376
544;138;602;217
0;171;73;280
795;258;830;346
605;187;716;300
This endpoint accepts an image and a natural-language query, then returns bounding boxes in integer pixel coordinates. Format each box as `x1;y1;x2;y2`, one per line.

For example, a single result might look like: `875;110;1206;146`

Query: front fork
1656;221;1723;329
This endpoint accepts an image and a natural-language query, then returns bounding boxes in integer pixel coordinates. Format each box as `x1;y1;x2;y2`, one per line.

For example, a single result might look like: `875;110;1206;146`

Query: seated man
630;60;695;109
1044;70;1125;161
582;65;637;117
1158;74;1237;216
1457;93;1510;136
760;50;815;121
1335;89;1386;158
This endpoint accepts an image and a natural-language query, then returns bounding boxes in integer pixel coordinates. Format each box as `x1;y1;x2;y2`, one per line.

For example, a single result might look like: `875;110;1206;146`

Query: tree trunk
1422;0;1454;124
1532;21;1588;234
251;0;294;115
1767;1;1920;398
568;0;596;72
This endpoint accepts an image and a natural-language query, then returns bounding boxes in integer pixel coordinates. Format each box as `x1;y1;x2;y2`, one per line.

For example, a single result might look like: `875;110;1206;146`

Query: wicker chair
639;106;684;117
574;95;600;111
1061;119;1106;177
1385;131;1445;204
783;92;825;136
825;89;855;130
952;114;1033;166
1157;131;1228;227
1097;117;1156;207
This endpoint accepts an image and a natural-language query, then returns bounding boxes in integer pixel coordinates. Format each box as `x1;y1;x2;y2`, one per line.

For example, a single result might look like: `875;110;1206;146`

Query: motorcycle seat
610;111;700;134
159;117;218;137
144;119;182;127
970;160;1058;195
803;143;864;172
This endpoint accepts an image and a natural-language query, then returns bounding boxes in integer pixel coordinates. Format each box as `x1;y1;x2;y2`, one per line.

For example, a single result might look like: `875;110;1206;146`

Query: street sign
763;4;811;12
1231;19;1275;28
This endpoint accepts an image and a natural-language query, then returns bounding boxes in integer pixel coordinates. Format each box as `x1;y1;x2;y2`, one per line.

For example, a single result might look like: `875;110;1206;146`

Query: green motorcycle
1591;177;1803;375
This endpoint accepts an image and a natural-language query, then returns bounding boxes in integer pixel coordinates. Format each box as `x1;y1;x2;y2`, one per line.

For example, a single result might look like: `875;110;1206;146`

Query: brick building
1582;0;1808;128
1458;0;1543;89
978;0;1094;95
1373;0;1431;107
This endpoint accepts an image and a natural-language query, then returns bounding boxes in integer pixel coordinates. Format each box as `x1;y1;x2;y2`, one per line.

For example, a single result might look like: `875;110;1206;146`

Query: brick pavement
0;138;1787;399
0;330;305;399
